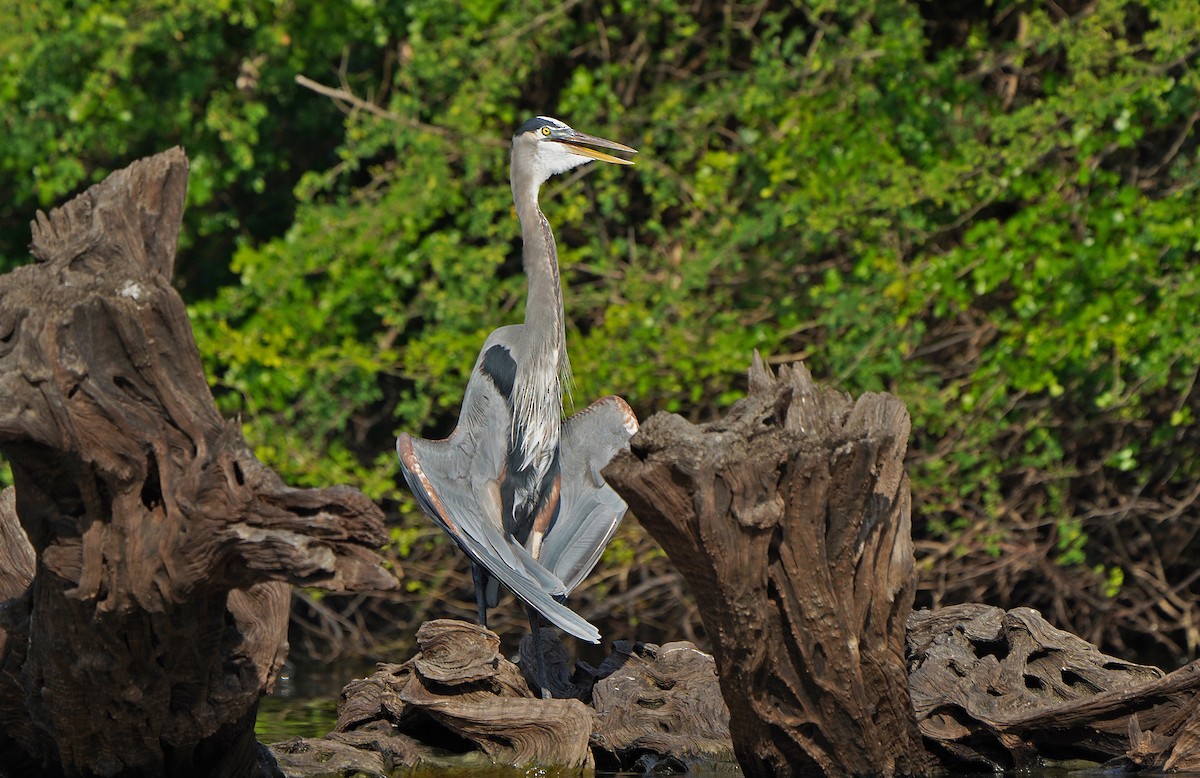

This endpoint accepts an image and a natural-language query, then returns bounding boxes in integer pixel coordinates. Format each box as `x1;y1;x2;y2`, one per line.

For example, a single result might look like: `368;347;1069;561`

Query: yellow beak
555;129;638;165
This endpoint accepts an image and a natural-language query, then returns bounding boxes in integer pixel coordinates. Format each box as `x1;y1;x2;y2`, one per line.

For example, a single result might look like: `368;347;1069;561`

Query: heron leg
471;563;489;629
526;607;553;700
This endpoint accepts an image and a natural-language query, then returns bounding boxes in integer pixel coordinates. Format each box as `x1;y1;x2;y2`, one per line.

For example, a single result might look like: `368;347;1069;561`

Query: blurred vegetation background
4;0;1200;666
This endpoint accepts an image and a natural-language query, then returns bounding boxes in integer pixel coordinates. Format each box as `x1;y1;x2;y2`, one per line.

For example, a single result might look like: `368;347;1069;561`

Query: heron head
512;116;636;185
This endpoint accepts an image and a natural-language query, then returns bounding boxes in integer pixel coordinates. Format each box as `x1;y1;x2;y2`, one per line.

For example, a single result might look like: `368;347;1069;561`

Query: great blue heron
396;116;638;691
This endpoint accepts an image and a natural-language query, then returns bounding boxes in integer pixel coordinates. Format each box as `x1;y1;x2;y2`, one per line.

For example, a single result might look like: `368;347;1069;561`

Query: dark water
255;655;376;743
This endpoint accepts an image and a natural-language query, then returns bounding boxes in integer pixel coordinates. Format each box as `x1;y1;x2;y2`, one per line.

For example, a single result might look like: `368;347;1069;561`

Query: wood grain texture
589;639;734;771
0;488;34;603
0;148;394;777
0;487;36;772
272;620;735;775
909;603;1200;771
278;620;594;772
604;355;930;777
1164;694;1200;771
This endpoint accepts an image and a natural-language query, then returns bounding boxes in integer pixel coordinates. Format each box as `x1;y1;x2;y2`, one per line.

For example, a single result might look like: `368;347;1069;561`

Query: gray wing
396;345;601;644
539;395;639;594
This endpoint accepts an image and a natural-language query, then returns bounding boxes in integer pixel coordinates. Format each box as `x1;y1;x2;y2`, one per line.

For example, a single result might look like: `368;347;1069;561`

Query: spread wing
396;340;601;644
539;395;639;594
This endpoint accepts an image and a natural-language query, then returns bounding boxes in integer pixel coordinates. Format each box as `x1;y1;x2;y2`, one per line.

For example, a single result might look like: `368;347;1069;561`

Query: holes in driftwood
637;696;666;709
1025;648;1051;665
973;639;1009;663
112;373;146;403
1023;674;1045;691
91;472;113;519
402;709;476;754
1060;668;1100;693
767;522;783;566
0;313;15;356
141;450;163;512
232;459;245;487
926;704;973;728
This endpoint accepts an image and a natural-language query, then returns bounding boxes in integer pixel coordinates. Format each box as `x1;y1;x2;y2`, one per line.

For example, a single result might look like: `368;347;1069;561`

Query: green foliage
0;0;395;292
187;0;1200;588
9;1;1200;647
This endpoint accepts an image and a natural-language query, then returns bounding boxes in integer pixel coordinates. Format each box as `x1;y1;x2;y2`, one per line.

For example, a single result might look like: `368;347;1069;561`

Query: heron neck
513;179;566;360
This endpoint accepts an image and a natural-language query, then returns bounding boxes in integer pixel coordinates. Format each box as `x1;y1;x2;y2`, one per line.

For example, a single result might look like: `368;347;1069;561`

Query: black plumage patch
514;115;567;137
502;447;561;543
481;344;517;402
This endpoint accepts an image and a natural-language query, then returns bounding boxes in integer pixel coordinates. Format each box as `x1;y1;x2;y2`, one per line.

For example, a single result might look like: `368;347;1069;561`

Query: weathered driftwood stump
587;638;736;771
1163;684;1200;771
0;488;33;602
604;356;930;777
270;619;735;774
909;603;1200;771
0;148;395;777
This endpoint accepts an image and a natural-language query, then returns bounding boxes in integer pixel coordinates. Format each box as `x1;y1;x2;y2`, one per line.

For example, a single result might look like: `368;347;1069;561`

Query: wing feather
539;396;639;594
396;346;601;643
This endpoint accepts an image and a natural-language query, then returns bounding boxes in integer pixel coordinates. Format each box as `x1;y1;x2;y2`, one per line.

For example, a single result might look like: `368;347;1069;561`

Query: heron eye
540;126;552;137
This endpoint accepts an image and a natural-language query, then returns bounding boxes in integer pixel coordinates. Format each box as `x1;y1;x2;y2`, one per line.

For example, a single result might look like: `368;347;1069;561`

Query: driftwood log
604;357;929;776
270;619;735;775
266;605;1200;776
262;352;1200;776
0;148;395;777
908;603;1200;772
601;355;1200;776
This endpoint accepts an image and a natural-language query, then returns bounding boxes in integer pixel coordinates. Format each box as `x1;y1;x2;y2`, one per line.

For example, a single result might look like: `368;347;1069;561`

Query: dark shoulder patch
481;344;517;401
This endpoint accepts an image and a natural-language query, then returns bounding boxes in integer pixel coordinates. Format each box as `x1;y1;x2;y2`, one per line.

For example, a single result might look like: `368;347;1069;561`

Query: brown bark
908;603;1200;771
588;639;735;771
603;355;931;777
273;620;594;773
0;488;34;603
1164;696;1200;771
0;148;394;777
270;619;734;775
0;487;36;772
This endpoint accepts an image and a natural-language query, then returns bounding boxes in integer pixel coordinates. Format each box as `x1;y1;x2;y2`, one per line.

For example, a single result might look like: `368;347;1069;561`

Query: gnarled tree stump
604;356;931;777
908;603;1200;771
0;488;33;602
1163;688;1200;771
347;621;594;768
588;638;735;771
271;619;735;775
0;148;395;777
